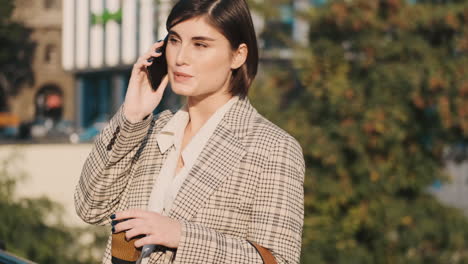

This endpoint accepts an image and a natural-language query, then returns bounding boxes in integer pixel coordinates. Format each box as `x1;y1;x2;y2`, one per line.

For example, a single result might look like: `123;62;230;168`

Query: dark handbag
250;241;278;264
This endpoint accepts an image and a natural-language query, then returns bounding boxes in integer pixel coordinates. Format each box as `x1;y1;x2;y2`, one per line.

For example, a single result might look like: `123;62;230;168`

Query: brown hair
166;0;259;99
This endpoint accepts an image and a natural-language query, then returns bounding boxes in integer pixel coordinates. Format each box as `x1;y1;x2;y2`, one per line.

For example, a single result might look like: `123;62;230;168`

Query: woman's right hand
123;40;169;123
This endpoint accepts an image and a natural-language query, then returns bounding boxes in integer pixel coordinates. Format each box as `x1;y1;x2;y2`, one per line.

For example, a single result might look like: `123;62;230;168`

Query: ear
231;43;248;70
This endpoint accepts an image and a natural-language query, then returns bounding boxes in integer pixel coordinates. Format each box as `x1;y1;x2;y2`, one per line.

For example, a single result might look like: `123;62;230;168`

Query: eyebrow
169;30;216;42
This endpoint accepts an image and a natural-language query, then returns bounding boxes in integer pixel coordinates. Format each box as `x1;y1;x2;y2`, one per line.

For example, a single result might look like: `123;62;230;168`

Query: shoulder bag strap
249;241;278;264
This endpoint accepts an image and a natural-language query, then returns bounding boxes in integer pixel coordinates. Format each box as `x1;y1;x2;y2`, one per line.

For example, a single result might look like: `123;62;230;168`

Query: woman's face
165;17;236;99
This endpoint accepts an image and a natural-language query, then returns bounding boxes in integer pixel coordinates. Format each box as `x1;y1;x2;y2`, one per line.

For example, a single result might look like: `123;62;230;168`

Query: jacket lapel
168;98;257;221
128;110;174;210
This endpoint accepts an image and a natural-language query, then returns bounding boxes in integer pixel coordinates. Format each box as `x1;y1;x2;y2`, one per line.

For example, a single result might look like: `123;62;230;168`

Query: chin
170;82;195;96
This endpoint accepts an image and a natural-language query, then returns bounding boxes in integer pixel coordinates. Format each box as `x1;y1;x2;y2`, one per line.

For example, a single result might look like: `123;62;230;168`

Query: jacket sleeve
173;136;305;264
74;105;154;225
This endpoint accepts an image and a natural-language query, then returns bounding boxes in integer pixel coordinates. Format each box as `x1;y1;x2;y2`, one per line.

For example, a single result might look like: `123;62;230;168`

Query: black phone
146;35;168;91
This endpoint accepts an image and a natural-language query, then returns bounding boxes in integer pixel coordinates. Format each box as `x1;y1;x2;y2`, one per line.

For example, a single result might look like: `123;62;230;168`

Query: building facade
12;0;75;125
7;0;317;136
60;0;317;132
61;0;182;131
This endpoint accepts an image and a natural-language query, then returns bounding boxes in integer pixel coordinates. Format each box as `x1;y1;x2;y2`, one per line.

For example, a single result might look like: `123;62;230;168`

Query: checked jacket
74;97;305;263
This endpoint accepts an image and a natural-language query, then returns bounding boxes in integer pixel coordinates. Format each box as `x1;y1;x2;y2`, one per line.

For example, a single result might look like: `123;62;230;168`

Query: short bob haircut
166;0;259;99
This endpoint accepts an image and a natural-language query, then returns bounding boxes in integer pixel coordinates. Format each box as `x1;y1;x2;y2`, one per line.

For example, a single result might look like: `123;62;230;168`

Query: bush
251;0;468;263
0;152;107;264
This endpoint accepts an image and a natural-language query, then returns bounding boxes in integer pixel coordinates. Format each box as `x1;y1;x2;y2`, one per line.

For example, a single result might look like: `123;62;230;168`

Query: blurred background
1;0;468;263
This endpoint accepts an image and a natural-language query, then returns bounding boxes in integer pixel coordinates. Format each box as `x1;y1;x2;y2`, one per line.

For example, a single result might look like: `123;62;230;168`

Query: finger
143;51;165;69
137;53;159;66
134;235;154;248
132;59;148;74
142;56;157;66
133;57;154;71
147;39;166;54
114;209;146;221
125;226;146;241
149;51;164;59
143;49;164;61
113;218;139;233
153;75;169;96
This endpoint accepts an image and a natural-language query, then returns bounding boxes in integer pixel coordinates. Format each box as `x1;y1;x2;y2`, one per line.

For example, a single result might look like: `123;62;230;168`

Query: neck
185;91;233;135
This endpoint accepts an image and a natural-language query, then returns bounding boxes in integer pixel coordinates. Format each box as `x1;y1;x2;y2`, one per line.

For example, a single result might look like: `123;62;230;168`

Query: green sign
91;9;123;25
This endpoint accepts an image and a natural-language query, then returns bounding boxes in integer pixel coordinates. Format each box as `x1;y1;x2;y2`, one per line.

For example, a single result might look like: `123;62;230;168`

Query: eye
168;37;179;44
195;42;208;48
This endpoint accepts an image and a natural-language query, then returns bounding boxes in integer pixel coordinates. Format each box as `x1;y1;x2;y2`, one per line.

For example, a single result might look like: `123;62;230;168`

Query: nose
175;44;190;66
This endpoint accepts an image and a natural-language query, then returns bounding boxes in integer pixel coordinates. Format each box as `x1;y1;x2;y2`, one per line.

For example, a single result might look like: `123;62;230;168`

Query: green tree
250;0;468;263
0;0;35;111
0;152;107;264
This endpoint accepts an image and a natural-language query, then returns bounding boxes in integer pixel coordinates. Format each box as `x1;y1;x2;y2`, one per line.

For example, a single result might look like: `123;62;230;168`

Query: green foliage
0;152;107;264
251;0;468;263
0;0;35;111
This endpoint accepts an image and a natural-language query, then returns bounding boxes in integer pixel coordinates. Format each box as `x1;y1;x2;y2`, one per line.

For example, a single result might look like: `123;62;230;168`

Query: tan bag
250;242;278;264
111;222;277;264
111;232;143;264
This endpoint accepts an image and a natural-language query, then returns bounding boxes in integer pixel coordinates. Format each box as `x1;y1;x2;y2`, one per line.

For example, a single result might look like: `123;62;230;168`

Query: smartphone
146;35;168;91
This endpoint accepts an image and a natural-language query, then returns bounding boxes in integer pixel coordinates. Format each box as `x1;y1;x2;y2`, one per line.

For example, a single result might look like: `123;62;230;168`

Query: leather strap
250;242;278;264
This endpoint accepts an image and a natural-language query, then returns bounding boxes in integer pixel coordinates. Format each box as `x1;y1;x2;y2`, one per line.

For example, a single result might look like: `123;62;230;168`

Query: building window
35;84;63;121
44;0;57;9
80;75;112;128
44;44;57;64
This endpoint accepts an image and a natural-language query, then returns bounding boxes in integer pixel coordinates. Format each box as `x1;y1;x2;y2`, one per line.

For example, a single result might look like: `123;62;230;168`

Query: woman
74;0;305;263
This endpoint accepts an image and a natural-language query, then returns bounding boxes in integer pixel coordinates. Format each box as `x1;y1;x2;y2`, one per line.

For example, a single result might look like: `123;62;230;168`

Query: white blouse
139;96;239;263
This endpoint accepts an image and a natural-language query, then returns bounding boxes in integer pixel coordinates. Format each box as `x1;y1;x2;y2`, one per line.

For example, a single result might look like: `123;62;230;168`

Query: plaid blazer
75;97;305;264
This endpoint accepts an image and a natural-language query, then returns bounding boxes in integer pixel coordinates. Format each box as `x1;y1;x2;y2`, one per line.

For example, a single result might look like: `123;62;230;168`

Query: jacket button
107;137;116;151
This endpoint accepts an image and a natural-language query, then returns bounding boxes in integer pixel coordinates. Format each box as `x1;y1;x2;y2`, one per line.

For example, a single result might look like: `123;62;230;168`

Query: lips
174;71;193;77
173;71;193;83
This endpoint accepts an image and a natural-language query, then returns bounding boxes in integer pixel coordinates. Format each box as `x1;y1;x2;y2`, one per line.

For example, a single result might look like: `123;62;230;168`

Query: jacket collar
155;106;189;154
155;96;247;154
219;96;257;141
166;96;257;221
155;96;257;152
